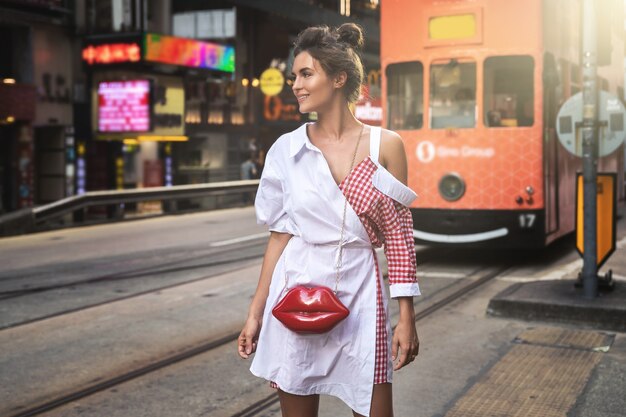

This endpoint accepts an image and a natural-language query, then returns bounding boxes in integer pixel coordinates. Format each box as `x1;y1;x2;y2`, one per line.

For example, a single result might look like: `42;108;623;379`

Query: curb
486;279;626;332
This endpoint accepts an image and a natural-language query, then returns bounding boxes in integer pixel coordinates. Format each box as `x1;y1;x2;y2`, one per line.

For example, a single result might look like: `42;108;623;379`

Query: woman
238;23;420;417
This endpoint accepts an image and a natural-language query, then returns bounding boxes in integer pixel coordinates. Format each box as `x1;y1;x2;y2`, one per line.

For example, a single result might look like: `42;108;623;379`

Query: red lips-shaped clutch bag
272;285;350;334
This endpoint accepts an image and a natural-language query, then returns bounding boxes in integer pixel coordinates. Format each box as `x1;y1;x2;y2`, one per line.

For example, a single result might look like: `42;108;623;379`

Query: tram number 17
519;214;536;228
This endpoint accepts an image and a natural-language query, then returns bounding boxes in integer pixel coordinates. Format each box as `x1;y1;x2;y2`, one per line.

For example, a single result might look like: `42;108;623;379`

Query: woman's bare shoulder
379;128;408;184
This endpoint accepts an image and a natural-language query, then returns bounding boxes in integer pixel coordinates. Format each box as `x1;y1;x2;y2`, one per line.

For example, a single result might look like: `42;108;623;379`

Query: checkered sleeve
381;200;420;298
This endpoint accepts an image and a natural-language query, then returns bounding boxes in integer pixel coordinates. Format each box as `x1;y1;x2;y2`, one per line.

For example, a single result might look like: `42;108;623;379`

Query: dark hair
293;23;365;103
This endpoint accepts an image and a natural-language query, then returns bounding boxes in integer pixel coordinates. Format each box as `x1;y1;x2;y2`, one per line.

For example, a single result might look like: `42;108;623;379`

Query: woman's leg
277;389;320;417
352;383;393;417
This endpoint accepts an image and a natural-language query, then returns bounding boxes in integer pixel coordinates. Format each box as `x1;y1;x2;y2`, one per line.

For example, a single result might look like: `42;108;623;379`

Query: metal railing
0;180;260;237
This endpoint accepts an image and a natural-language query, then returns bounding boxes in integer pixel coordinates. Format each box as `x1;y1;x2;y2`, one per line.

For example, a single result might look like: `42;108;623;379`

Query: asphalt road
2;206;620;417
0;207;269;328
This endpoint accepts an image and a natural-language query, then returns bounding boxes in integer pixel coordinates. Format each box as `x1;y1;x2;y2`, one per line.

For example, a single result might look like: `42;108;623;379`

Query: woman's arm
238;231;292;359
380;129;420;370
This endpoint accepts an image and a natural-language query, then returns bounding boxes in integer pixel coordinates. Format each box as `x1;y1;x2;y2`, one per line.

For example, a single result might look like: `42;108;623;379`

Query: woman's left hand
391;315;420;370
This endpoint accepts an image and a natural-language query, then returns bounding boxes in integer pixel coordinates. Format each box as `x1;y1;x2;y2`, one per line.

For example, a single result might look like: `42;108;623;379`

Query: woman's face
291;51;339;113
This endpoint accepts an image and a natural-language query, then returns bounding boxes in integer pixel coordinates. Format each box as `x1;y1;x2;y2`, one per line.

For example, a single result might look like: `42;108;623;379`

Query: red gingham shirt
339;156;418;384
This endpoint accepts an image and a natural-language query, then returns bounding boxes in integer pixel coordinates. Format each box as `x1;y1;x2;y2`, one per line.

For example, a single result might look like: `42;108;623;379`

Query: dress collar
289;123;316;158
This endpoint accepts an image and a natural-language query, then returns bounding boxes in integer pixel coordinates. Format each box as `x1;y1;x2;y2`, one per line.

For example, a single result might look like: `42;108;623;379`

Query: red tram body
381;0;625;247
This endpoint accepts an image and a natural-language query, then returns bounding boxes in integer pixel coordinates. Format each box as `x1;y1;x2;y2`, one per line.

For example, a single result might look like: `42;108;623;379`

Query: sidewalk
487;210;626;332
431;212;626;417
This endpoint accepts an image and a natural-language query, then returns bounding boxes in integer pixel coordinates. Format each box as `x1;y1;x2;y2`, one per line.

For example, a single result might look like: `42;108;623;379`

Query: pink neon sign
98;80;151;132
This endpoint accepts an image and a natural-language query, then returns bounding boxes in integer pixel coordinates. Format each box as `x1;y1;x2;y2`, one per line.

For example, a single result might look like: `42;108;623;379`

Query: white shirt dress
251;123;421;416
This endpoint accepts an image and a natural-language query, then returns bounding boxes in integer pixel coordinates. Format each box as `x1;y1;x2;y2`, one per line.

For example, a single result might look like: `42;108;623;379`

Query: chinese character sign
82;43;141;65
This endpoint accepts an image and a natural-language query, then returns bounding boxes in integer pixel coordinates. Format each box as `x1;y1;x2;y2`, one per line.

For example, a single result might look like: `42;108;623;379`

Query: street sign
575;173;617;268
556;91;626;157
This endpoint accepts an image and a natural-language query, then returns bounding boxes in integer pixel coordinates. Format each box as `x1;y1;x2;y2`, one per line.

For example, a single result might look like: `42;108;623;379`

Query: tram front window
430;59;476;129
484;55;535;128
386;61;424;130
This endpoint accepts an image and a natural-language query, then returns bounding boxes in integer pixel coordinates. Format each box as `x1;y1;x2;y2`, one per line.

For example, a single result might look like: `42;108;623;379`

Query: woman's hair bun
336;23;364;51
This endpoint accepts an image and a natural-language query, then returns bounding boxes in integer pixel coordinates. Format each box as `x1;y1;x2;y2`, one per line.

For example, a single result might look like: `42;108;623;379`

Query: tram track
0;238;270;298
5;260;510;417
0;256;261;331
0;252;263;299
0;242;448;295
0;245;449;331
0;240;269;331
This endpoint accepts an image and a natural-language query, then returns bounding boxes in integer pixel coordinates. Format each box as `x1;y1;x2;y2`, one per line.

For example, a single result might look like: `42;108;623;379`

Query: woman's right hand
238;231;291;360
238;316;262;359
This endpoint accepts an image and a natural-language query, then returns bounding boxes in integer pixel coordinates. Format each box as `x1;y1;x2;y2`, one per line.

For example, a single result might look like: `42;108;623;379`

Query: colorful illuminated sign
83;34;234;72
82;43;141;65
260;68;284;96
144;33;235;73
98;80;151;132
263;96;301;122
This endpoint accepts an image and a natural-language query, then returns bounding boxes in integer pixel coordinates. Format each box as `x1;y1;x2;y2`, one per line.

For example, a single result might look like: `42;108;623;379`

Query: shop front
0;81;36;214
82;32;235;213
32;25;75;205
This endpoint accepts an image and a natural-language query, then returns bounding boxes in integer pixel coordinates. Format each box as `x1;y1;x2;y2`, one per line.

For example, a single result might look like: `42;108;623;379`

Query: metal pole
581;0;599;298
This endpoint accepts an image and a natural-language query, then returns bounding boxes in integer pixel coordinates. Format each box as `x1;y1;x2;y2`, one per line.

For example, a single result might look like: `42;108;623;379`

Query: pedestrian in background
238;23;420;417
240;151;258;204
254;148;265;178
240;151;258;180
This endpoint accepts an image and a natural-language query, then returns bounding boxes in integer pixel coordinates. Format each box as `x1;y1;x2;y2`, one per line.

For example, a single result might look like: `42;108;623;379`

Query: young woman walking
238;23;421;417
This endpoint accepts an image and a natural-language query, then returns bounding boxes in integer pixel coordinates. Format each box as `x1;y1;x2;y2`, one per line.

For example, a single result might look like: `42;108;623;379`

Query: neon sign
83;34;235;72
82;43;141;65
98;80;151;132
144;33;234;73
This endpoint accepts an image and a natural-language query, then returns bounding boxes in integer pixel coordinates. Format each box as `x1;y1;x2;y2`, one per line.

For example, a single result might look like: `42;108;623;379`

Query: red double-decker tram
381;0;625;247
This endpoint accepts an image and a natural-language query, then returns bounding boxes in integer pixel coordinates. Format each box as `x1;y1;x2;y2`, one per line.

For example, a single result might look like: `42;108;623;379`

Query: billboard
98;80;151;132
144;34;235;73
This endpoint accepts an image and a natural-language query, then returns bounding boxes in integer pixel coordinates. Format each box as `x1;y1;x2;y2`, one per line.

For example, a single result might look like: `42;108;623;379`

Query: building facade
0;0;381;214
0;0;75;214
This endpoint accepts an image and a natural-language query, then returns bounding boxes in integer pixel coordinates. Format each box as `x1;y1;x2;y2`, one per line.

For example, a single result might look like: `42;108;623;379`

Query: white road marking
209;232;269;247
500;258;583;282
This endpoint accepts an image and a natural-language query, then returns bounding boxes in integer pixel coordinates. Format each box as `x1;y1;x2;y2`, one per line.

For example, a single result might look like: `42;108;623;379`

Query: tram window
429;59;476;129
386;62;424;130
484;56;534;128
